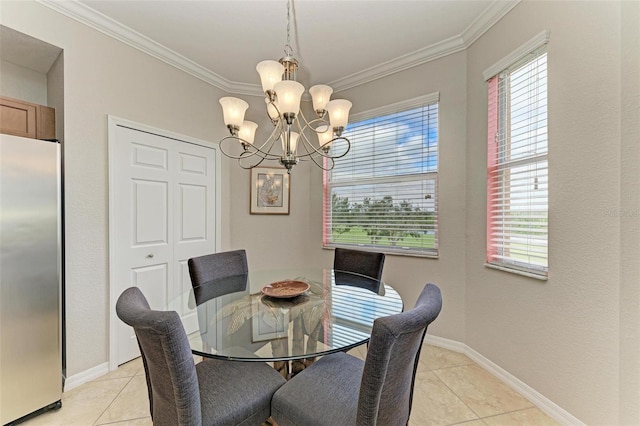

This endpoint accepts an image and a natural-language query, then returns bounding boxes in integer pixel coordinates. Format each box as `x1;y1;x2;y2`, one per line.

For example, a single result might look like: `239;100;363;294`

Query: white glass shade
219;97;249;127
317;126;334;149
256;60;284;93
282;131;299;153
309;85;333;112
326;99;352;129
274;80;305;115
238;121;258;144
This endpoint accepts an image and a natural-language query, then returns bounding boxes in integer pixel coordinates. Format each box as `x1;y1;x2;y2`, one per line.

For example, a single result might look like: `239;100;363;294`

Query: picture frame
250;167;290;214
251;295;289;343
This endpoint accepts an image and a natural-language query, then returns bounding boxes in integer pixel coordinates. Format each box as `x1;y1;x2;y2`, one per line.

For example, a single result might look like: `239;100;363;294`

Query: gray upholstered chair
333;248;385;282
271;283;442;426
188;249;248;289
116;287;286;426
186;249;270;360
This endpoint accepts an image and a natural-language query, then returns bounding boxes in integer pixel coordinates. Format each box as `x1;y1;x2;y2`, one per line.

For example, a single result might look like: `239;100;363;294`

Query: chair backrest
357;283;442;426
334;270;382;293
192;274;248;306
116;287;202;425
333;248;385;281
188;249;248;289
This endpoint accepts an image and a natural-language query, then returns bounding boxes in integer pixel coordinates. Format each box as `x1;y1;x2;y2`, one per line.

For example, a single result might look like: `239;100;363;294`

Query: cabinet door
0;97;36;139
36;105;56;140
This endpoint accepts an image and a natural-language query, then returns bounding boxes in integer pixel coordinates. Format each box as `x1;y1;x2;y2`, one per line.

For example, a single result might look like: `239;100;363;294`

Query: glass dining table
169;268;403;379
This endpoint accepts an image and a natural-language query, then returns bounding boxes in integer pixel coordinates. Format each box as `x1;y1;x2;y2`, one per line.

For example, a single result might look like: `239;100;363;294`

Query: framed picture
251;295;289;343
250;167;290;214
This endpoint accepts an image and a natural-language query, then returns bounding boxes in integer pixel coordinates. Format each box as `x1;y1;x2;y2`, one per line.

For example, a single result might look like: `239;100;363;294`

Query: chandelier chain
285;0;293;56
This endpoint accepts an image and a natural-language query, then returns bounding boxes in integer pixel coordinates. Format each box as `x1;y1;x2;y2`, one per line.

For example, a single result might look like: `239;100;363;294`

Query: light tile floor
20;344;559;426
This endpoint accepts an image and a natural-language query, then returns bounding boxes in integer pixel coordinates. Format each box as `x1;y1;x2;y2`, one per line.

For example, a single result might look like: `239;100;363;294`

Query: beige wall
619;1;640;423
466;1;637;424
0;1;232;377
2;1;638;424
305;51;470;342
227;95;318;270
0;59;48;104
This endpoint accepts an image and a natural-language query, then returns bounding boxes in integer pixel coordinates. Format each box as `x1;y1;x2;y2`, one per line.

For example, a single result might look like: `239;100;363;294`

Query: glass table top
169;268;403;362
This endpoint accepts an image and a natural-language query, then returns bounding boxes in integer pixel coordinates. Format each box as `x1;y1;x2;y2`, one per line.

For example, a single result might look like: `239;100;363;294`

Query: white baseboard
67;335;583;425
63;362;110;392
424;334;467;353
424;335;586;426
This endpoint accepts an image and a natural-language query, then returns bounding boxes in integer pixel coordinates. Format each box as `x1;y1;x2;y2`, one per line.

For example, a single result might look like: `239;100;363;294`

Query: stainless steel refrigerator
0;134;62;424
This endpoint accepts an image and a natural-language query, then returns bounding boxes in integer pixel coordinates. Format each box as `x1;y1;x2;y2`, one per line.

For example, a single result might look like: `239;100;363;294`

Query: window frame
322;92;440;258
484;34;549;279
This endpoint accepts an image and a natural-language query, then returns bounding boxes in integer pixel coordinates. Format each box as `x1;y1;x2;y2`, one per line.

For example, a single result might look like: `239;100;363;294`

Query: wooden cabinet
0;96;56;140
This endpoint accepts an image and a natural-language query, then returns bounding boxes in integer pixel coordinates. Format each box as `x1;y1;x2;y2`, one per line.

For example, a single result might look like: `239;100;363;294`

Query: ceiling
36;0;517;95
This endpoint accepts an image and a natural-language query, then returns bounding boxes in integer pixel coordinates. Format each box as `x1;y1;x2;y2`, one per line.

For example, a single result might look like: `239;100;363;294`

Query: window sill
484;263;548;281
323;245;439;259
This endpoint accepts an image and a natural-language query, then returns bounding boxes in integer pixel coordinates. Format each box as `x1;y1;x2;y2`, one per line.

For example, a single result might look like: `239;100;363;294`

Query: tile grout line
428;365;485;423
91;372;139;426
95;415;151;425
448;419;488;426
478;406;542;422
431;362;542;425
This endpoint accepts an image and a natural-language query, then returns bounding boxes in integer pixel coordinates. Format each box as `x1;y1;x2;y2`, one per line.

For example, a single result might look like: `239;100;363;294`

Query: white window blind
323;98;438;256
487;46;548;276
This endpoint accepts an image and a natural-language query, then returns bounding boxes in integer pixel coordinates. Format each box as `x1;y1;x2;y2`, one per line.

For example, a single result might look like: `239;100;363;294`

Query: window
323;93;439;257
486;46;548;277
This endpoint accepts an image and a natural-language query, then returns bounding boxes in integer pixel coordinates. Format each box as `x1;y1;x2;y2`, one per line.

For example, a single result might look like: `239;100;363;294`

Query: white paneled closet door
112;124;217;366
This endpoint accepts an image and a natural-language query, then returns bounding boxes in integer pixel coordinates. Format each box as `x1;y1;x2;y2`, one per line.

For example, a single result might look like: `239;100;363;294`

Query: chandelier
217;0;352;173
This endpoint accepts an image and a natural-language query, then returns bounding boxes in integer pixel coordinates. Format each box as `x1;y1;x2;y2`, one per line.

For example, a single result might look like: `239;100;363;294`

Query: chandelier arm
325;157;335;170
294;118;312;150
219;122;284;162
242;122;284;160
237;159;258;170
290;119;327;160
325;136;351;159
219;135;279;161
265;98;282;126
305;149;335;171
295;136;351;160
238;150;269;169
249;121;285;160
255;138;282;162
298;135;315;158
290;128;334;171
218;136;261;160
297;109;330;134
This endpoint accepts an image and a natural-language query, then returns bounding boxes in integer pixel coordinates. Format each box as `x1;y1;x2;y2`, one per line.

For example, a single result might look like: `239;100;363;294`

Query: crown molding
330;35;465;93
330;0;520;93
37;0;520;96
482;29;550;81
461;0;521;48
36;0;265;97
